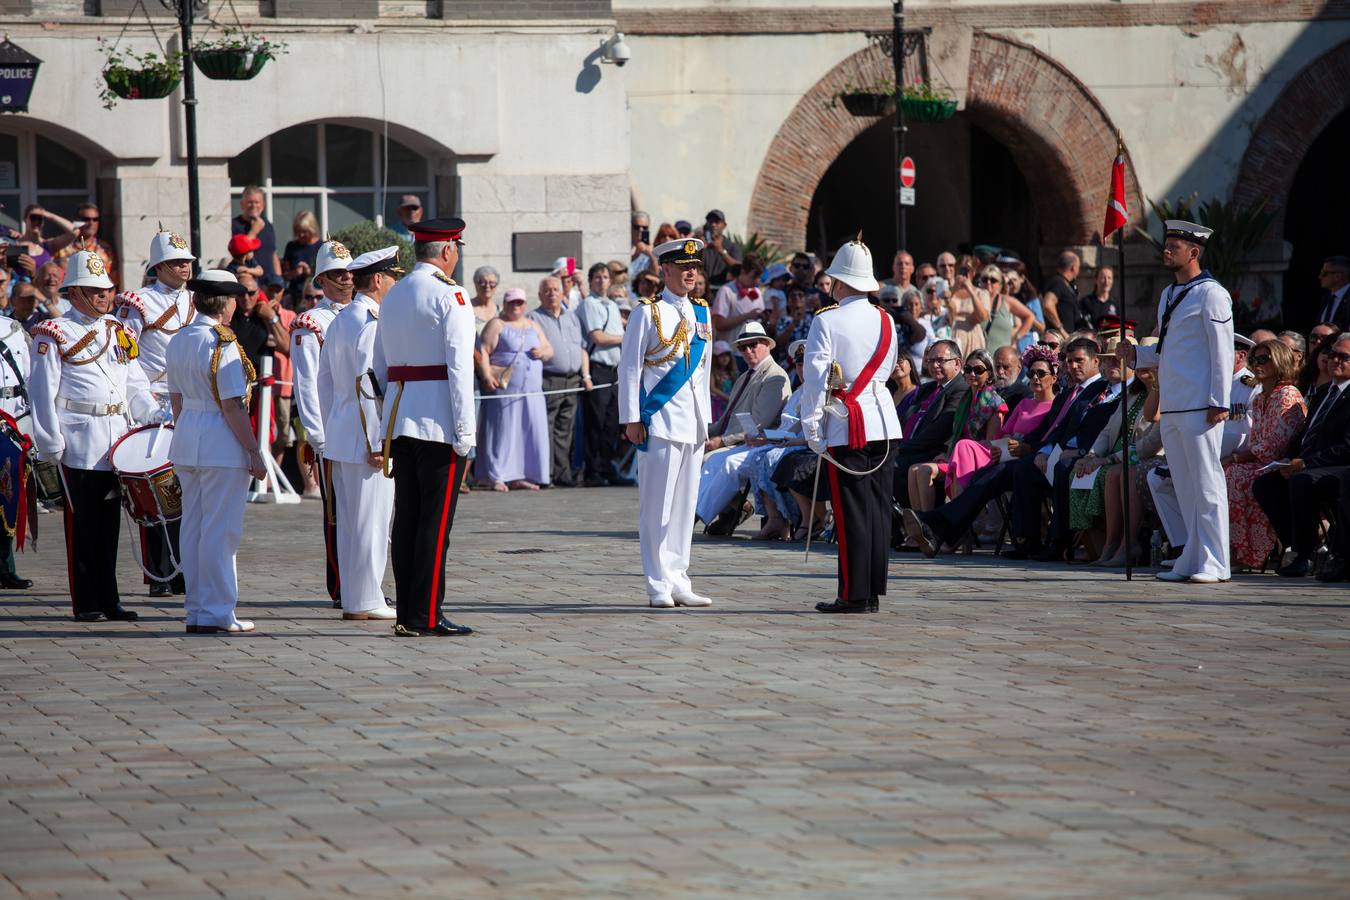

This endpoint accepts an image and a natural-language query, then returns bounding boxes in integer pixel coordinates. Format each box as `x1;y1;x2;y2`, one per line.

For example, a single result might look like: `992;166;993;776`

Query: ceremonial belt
635;303;708;452
58;397;124;416
0;387;20;400
388;364;449;382
832;307;893;450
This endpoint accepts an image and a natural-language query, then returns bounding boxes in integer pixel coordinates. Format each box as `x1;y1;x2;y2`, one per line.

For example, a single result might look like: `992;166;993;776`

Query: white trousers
637;437;703;601
695;446;753;522
332;459;395;612
1147;466;1186;549
178;465;250;628
1159;411;1230;579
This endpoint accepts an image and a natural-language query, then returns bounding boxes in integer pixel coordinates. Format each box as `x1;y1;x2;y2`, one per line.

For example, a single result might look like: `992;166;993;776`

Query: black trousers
582;361;620;481
1008;451;1079;548
827;440;896;603
308;447;341;604
542;372;581;485
140;520;184;590
61;467;123;617
0;531;15;577
922;460;1016;546
390;437;465;629
1253;465;1349;557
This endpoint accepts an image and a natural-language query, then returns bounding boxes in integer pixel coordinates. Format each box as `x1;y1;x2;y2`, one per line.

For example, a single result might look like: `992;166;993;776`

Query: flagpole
1116;137;1132;582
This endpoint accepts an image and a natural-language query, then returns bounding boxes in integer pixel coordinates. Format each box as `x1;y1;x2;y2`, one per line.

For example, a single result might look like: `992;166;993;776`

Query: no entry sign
899;156;916;188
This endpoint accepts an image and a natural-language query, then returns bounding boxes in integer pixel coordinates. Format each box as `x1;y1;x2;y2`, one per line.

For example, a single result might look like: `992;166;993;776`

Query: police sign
0;39;42;114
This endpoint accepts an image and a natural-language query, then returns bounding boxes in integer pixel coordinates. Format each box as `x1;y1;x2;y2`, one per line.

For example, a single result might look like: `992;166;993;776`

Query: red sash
831;307;893;450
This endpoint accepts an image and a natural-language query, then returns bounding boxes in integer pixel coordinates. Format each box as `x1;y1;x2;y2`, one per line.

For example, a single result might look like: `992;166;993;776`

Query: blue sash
636;302;708;451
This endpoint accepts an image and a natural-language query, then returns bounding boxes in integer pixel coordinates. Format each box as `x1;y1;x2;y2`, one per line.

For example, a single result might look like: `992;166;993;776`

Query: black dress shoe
0;573;33;589
868;598;880;612
332;597;343;609
814;599;873;614
105;606;140;621
1002;545;1036;560
1278;557;1311;578
171;579;186;596
608;475;636;487
149;583;173;598
385;596;396;607
394;618;474;637
583;478;609;488
73;610;105;622
1315;557;1346;583
1033;541;1068;563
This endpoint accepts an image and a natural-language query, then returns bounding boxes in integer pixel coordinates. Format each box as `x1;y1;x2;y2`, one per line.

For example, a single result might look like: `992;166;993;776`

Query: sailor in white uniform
0;313;32;590
1120;220;1235;584
164;270;268;634
618;238;715;608
800;236;902;613
318;247;399;622
115;230;196;596
290;239;353;608
371;219;474;637
28;251;164;622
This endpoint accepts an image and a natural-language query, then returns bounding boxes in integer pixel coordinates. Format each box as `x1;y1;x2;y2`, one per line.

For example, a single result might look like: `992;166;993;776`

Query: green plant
331;222;414;274
1136;193;1276;328
193;30;288;60
730;232;788;267
98;39;183;109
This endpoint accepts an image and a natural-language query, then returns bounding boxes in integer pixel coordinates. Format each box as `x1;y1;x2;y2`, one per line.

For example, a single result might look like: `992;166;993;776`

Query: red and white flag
1103;145;1128;239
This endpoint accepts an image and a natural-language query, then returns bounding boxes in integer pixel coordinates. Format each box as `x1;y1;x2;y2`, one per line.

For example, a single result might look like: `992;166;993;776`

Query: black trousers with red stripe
61;467;124;617
827;440;896;604
390;437;465;629
307;446;341;604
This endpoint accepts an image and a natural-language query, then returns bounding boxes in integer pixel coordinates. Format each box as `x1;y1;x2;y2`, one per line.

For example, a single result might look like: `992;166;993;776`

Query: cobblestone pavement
1;486;1348;898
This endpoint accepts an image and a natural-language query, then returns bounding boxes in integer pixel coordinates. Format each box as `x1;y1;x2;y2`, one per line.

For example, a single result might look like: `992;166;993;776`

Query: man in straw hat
114;230;196;597
291;238;354;609
799;235;901;613
28;251;164;622
1118;220;1234;584
618;236;715;608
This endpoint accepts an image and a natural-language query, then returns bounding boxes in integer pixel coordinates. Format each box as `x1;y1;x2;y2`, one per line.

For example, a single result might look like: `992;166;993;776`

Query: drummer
28;250;165;623
115;230;195;597
0;311;32;591
164;270;268;634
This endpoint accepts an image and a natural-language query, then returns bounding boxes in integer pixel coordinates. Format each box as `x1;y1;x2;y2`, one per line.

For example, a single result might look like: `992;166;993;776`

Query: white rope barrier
247;356;301;505
476;381;615;401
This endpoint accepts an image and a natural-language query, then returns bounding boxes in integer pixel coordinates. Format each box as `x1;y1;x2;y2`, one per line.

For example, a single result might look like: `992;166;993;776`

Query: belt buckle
109;402;124;416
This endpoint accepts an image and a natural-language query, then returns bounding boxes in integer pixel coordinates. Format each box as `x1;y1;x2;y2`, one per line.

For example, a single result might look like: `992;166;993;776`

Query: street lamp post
892;0;906;254
162;0;207;268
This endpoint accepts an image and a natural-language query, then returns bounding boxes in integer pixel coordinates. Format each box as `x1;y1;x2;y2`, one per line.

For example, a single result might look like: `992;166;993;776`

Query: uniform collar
153;280;187;295
65;307;101;326
352;293;378;309
660;288;689;305
840;294;868;306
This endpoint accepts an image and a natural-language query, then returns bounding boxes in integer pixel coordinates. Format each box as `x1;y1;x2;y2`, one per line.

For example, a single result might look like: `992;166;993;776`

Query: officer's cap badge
168;233;188;250
332;242;351;260
86;255;107;277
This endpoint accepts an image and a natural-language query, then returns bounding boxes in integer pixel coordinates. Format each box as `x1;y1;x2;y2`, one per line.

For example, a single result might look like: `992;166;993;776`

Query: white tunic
290;297;345;454
28;311;160;470
318;294;382;466
799;295;903;450
617;288;713;445
164;319;249;470
372;262;476;454
1133;274;1235;414
114;280;194;384
0;317;31;421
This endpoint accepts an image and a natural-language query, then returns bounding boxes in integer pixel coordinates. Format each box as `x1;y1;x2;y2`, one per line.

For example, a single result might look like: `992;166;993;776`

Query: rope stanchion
247;356;300;505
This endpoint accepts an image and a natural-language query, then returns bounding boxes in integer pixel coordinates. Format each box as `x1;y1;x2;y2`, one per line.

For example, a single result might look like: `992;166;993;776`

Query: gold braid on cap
642;300;692;368
210;324;257;408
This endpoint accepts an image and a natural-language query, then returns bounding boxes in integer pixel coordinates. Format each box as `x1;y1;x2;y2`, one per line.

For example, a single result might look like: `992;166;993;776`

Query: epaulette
816;302;840;314
1240;373;1256;387
639;297;656;306
434;272;458;287
33;320;67;345
292;311;322;334
213;324;239;343
114;290;146;317
691;297;709;307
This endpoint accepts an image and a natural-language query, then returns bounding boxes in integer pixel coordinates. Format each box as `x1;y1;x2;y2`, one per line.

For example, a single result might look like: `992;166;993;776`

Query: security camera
603;32;631;67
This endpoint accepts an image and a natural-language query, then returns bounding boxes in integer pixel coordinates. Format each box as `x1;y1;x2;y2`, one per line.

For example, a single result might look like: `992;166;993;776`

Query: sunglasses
963;365;989;375
979;277;1002;286
1250;353;1272;366
791;261;812;269
476;280;498;288
80;216;99;222
1027;368;1053;379
1329;351;1350;363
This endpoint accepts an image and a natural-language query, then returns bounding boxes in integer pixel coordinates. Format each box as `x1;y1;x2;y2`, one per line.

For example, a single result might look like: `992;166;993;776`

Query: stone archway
747;32;1143;251
1231;37;1350;235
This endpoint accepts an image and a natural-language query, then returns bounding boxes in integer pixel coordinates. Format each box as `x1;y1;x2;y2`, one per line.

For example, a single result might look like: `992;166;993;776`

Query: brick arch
1232;38;1350;234
747;32;1143;251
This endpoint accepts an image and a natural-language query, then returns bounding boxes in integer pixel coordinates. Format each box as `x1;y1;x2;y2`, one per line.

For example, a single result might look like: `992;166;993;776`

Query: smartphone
4;245;26;266
640;227;650;244
957;264;969;278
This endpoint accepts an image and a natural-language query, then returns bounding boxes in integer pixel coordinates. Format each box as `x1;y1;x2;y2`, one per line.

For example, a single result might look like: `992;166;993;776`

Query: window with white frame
0;129;96;234
228;122;434;237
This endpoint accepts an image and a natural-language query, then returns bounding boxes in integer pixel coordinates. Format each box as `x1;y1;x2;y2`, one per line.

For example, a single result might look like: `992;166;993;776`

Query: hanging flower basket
901;96;957;123
97;43;183;109
840;92;895;118
194;47;268;80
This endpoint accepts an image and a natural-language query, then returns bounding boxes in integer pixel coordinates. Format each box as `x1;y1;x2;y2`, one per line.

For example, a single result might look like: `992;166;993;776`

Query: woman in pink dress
1225;339;1307;570
945;343;1058;496
907;348;1007;512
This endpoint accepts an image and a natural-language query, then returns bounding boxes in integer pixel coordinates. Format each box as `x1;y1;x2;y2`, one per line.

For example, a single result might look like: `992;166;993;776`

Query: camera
603;32;631;67
640;226;650;245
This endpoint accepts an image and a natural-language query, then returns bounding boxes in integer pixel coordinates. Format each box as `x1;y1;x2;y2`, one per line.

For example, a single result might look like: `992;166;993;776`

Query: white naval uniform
618;288;712;603
165;319;252;629
291;298;345;454
0;317;31;422
318;294;392;614
799;296;903;450
115;280;194;401
1134;272;1235;580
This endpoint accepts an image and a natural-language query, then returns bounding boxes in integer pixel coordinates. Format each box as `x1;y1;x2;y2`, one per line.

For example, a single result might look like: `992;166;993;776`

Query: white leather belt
0;387;20;399
58;397;124;416
181;398;219;411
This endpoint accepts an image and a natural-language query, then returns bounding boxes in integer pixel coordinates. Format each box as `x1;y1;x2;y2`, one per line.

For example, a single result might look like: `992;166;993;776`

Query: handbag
489;363;514;391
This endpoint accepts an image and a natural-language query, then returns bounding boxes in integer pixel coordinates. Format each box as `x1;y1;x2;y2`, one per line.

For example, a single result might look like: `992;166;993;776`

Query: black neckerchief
1156;270;1216;356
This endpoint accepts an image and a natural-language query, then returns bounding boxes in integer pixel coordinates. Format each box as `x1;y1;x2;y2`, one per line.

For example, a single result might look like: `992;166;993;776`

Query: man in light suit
619;238;715;608
695;321;791;533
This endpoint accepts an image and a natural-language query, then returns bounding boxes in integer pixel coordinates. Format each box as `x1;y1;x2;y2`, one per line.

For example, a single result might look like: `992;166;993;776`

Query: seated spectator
1277;330;1306;369
1249;328;1278;344
709;341;736;422
811;270;833;309
761;262;791;318
993;345;1030;409
906;349;1006;512
476;288;554;491
1299;327;1339;394
697;322;792;534
1224;339;1306;570
748;340;811;541
1253;333;1350;581
888;354;918;409
280;211;321;302
919;276;952;342
775;286;814;350
1077;266;1119;331
227;234;265;281
892;340;966;508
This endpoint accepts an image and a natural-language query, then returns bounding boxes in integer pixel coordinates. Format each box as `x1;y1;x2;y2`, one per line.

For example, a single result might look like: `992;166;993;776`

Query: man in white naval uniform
1120;220;1234;584
800;236;902;613
114;230;195;596
618;237;715;608
319;247;399;622
28;251;163;621
0;312;33;590
1148;332;1257;565
371;218;474;637
290;239;353;609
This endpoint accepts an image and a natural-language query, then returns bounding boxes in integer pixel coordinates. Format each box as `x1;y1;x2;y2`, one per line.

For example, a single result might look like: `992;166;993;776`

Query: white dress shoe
1187;573;1227;584
1155;569;1188;582
199;620;256;634
673;592;712;607
649;596;676;608
343;606;397;620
